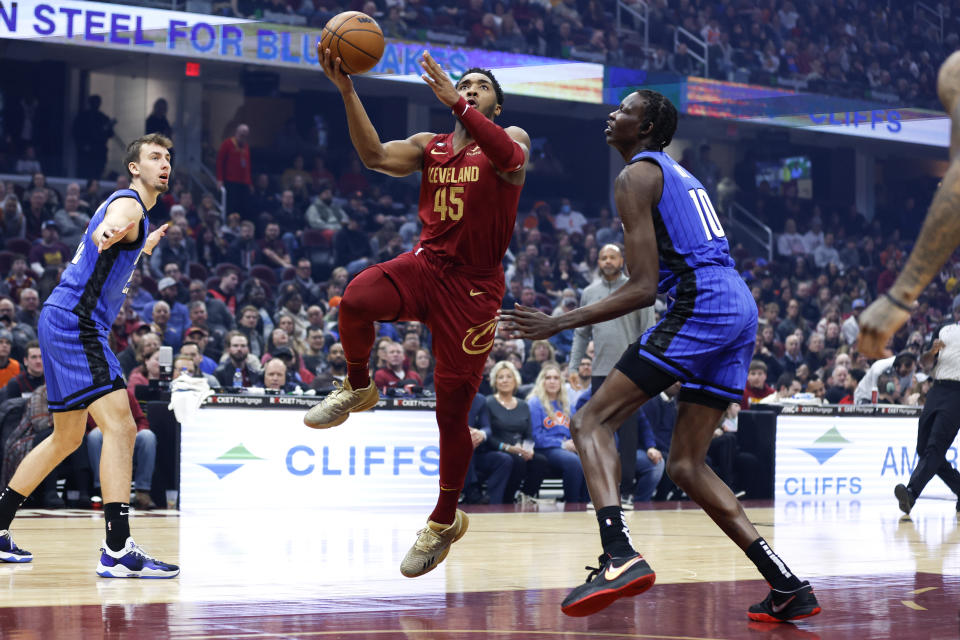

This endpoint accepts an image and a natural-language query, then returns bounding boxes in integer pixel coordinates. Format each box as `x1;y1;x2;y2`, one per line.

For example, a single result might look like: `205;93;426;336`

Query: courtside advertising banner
775;414;960;502
180;406;442;509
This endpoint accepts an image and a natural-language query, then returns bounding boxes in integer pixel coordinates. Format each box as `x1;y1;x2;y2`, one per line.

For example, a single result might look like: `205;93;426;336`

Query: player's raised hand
856;296;912;358
97;221;137;254
143;223;170;256
419;52;459;107
498;304;560;340
317;43;354;94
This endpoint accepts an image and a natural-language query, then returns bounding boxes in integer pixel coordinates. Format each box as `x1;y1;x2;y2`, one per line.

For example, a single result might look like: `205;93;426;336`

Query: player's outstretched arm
499;163;659;339
858;156;960;357
142;224;169;256
93;198;143;253
419;52;529;181
317;44;432;177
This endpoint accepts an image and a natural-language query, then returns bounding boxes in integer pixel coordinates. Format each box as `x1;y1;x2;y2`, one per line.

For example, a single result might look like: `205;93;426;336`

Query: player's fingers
157;223;169;235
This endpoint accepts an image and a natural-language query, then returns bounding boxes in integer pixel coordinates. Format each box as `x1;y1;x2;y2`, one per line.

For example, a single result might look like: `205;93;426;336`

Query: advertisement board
180;406;442;510
775;414;960;502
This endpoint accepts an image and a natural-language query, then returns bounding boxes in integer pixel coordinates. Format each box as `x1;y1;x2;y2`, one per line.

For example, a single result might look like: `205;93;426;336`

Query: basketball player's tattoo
888;158;960;304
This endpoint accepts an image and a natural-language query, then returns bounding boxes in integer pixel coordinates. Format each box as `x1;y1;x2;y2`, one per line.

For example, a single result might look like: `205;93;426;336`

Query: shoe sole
895;484;913;515
401;511;470;578
561;571;657;617
0;553;32;563
96;565;180;579
747;606;822;623
303;391;379;429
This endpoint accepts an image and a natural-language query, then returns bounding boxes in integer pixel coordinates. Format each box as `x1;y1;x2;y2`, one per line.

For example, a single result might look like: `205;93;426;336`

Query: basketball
320;11;385;75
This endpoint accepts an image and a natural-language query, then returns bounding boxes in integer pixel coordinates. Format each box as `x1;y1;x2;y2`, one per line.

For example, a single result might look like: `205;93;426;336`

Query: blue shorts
619;268;756;405
38;305;126;413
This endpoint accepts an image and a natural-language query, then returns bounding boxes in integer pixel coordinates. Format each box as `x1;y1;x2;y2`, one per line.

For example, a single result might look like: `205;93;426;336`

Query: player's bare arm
858;157;960;356
141;224;169;256
420;52;529;185
499;162;660;339
317;44;433;177
93;198;143;253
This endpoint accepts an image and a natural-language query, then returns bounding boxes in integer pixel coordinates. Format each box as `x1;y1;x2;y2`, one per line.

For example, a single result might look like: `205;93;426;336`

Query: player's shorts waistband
414;245;503;279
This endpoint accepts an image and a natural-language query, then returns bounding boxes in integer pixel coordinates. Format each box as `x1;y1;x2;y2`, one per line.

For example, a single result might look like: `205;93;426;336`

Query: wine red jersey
417;132;523;269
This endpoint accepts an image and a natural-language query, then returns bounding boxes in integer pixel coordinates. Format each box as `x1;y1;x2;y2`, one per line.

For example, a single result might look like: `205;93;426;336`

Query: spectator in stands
0;329;20;388
14;145;42;175
529;362;587;503
825;366;855;404
311;342;346;390
759;373;801;404
842;299;865;346
259;222;293;270
776;218;805;257
149;301;181;351
741;360;774;408
86;388;157;510
1;341;42;401
813;232;843;270
53;193;90;248
565;356;592;409
0;297;35;361
334;216;373;276
802;217;824;253
181;326;218;374
236;304;266;358
146;277;189;339
374;341;421;393
301;326;326;374
306;185;347;232
411;347;435;391
28;221;70;276
521;339;556;384
228;220;259;271
127;348;160;392
146;98;172;138
150;223;191;277
217;123;253;218
14;289;39;331
26;173;61;209
214;331;260;388
22;189;51;240
4;255;36;303
207;266;240;318
73;95;115;179
854;352;918;405
118;323;157;377
262;355;291;392
2;194;26;239
479;361;546;503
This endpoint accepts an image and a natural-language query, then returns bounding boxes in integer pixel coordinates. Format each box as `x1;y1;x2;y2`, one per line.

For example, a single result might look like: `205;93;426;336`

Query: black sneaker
894;484;916;515
561;553;656;617
748;581;822;623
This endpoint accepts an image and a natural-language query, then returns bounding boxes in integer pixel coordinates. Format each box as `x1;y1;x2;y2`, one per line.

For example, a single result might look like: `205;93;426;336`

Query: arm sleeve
452;97;526;173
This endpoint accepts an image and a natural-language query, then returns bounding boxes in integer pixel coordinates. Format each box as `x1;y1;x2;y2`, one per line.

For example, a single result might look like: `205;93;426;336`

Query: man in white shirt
812;232;842;270
853;352;917;404
841;299;865;345
554;198;588;235
776;218;805;258
802;217;824;253
895;307;960;515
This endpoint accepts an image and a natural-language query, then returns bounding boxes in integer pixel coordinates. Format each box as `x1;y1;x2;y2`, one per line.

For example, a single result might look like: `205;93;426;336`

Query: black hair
458;67;504;106
635;89;678;151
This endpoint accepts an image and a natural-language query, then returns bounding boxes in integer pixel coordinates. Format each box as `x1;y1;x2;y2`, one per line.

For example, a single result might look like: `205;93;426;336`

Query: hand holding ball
319;11;385;75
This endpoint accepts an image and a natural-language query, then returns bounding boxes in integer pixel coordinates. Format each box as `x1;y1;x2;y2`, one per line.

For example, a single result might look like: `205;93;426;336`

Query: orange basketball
320;11;385;75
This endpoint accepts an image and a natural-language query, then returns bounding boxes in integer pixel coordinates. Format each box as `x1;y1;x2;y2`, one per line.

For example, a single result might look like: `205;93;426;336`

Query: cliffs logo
798;427;851;465
199;444;263;479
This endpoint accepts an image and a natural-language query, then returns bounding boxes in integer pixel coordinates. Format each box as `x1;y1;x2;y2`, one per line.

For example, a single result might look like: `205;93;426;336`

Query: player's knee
666;457;696;489
53;427;85;453
570;412;586;439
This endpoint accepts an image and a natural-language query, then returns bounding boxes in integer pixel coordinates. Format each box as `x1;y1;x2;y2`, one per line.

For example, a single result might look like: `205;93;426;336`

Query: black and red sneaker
748;581;822;623
560;553;656;617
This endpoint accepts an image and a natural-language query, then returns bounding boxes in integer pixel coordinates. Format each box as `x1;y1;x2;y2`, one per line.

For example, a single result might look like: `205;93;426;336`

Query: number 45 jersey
417;133;522;270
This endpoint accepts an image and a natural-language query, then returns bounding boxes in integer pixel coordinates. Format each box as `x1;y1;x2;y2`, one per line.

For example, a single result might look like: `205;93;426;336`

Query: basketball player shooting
859;50;960;357
304;48;530;577
499;90;820;622
0;134;178;578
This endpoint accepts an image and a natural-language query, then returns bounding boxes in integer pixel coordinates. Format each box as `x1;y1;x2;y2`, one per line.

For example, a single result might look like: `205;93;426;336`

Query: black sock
596;506;637;559
0;487;27;532
104;503;131;552
745;537;802;591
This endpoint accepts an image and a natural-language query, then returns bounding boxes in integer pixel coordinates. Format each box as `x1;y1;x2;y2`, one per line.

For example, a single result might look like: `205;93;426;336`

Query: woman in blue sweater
528;362;588;502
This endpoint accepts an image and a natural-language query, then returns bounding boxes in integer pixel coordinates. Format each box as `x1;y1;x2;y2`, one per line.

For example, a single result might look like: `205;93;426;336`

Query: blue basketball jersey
629;151;735;294
45;189;149;329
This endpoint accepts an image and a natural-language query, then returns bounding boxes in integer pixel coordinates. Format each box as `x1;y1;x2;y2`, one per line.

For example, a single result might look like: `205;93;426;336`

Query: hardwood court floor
0;498;957;639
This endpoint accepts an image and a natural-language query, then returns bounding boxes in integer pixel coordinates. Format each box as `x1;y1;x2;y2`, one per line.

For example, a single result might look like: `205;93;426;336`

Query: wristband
884;292;912;312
